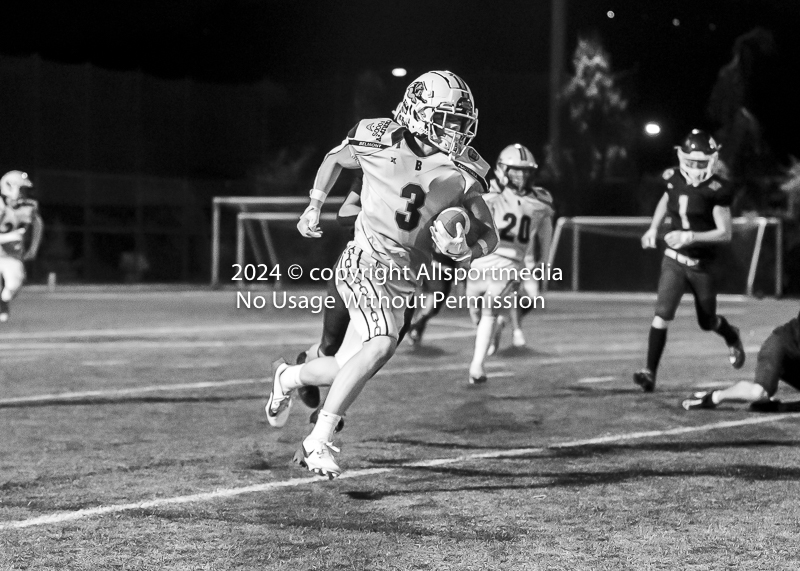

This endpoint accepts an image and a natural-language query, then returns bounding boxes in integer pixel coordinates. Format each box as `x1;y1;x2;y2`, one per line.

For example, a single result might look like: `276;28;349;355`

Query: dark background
0;0;797;283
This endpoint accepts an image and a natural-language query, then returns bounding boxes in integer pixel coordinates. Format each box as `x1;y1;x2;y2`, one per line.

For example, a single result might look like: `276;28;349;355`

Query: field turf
1;287;799;570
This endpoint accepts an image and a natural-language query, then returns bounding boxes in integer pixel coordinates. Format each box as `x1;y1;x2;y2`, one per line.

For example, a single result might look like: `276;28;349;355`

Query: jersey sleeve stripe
456;162;489;193
348;139;391;150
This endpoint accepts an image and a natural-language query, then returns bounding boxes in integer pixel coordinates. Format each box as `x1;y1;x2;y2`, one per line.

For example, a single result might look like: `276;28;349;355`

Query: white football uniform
467;185;553;311
0;198;40;299
335;117;489;342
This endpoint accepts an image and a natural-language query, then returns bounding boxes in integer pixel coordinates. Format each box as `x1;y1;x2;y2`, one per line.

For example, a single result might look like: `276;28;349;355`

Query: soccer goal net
547;216;783;297
210;196;347;288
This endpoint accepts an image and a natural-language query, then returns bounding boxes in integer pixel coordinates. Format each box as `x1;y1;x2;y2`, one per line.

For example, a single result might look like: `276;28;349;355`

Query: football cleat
309;407;345;433
293;439;341;480
408;328;421;348
0;300;9;323
633;368;656;392
512;328;526;348
682;391;717;410
727;327;745;369
469;374;487;385
265;358;292;428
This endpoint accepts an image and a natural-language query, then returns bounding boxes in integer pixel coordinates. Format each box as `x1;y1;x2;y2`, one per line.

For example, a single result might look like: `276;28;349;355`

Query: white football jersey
471;185;553;269
0;198;39;259
345;118;489;272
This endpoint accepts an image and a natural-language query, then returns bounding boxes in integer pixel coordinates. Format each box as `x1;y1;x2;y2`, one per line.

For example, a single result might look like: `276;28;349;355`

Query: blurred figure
633;130;744;393
467;144;553;383
0;171;44;322
683;310;800;412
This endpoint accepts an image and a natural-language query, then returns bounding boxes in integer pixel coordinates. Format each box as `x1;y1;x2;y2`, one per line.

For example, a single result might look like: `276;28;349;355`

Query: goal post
547;216;783;297
210;196;345;288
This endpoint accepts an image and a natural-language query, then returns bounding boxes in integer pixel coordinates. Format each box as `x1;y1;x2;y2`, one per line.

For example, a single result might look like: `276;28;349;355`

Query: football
436;206;470;238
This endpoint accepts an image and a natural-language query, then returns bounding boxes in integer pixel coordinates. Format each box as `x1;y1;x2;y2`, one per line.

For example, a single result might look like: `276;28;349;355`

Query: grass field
1;287;799;570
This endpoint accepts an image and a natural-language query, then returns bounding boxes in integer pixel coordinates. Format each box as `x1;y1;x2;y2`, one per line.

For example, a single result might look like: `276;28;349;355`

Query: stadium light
644;122;661;136
392;68;407;77
607;11;614;18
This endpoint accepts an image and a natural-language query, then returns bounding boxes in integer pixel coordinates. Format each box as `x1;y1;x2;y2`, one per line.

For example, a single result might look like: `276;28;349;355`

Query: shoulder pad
347;118;402;150
662;168;675;181
530;186;553;205
488;179;503;194
454;146;490;193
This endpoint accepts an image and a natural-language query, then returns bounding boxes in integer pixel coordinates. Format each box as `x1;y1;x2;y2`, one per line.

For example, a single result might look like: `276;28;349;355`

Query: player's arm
23;212;44;261
665;205;732;249
336;190;362;228
0;228;25;244
641;192;668;249
298;141;361;238
462;185;499;261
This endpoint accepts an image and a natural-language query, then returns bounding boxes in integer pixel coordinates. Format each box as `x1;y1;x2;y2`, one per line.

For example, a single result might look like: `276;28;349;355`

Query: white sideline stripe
0;362;510;405
578;376;617;384
0;379;265;404
3;414;795;530
0;322;320;341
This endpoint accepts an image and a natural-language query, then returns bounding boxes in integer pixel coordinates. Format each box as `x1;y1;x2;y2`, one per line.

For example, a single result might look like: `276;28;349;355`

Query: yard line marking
578;376;617;384
0;362;511;405
2;414;796;530
82;360;130;367
0;379;265;405
0;322;320;341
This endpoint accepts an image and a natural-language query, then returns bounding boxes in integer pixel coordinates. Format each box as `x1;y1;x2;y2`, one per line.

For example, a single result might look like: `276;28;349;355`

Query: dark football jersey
662;168;733;260
774;311;800;357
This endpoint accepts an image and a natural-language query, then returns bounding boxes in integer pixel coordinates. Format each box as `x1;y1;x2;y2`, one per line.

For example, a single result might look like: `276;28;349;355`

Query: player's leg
687;267;745;368
294;245;410;478
468;277;514;384
408;257;454;346
510;279;539;348
266;353;340;428
683;331;784;410
634;256;685;392
0;258;25;323
296;275;350;408
298;274;349;364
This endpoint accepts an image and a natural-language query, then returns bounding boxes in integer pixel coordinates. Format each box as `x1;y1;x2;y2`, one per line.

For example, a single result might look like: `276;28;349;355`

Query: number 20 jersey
346;118;490;274
471;185;553;270
662;168;732;260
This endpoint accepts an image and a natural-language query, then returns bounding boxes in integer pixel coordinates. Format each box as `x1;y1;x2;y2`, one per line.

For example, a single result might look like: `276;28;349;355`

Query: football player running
0;171;44;322
683;310;800;412
485;144;554;355
266;71;498;479
467;144;553;383
633;130;744;392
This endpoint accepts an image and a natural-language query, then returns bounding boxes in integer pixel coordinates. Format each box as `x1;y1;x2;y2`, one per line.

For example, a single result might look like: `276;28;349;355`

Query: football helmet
393;70;478;157
676;130;719;186
496;144;538;194
0;171;33;205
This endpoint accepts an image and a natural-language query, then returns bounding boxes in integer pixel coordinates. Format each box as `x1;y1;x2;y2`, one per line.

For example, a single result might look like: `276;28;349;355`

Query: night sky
4;0;800;159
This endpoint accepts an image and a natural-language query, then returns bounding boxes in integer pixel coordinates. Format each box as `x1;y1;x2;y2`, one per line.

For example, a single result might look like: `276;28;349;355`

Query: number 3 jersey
661;168;732;260
471;184;554;271
345;118;490;274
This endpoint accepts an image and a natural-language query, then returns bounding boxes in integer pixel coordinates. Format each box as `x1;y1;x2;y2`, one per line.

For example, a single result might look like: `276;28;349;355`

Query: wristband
309;188;327;202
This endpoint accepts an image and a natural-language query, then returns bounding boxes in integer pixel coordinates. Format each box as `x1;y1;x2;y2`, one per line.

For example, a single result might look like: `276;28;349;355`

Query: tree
560;37;634;187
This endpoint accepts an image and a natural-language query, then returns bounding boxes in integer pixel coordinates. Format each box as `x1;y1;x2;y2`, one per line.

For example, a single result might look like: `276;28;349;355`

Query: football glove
430;220;470;262
664;230;694;249
297;205;322;238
